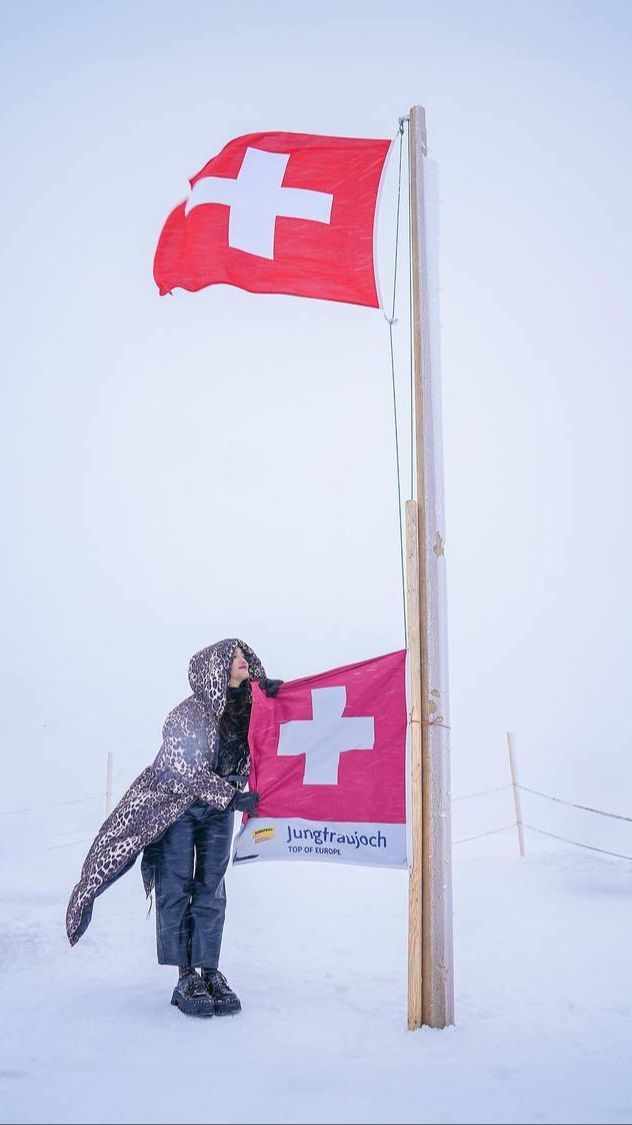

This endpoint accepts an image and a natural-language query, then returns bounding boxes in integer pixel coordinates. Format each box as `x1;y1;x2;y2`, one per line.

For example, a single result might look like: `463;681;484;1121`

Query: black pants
154;803;234;968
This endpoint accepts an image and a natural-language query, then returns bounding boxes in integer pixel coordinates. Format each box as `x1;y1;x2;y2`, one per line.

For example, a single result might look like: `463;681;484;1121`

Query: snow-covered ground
1;815;630;1125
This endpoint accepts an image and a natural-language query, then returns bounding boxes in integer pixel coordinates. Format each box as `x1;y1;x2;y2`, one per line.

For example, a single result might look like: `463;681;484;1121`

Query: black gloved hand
226;773;250;791
258;677;284;698
231;789;259;814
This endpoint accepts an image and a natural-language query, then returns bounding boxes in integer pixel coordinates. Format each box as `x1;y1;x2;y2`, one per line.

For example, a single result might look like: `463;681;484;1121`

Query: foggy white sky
2;0;631;839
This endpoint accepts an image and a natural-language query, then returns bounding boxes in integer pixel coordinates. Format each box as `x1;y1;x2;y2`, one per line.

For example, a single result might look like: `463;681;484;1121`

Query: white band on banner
233;817;408;869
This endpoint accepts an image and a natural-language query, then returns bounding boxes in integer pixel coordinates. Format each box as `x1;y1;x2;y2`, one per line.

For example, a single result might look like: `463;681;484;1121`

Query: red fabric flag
233;650;408;869
154;131;391;308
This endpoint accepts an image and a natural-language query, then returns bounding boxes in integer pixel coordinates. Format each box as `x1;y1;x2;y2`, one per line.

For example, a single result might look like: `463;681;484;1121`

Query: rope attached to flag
385;118;407;645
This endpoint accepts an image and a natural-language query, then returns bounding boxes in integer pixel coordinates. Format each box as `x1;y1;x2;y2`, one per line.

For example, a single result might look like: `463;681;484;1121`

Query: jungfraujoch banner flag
153;130;390;307
232;650;408;869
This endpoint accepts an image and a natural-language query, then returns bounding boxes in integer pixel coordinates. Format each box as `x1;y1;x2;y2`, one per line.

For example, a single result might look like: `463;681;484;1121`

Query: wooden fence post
105;752;114;817
507;732;525;856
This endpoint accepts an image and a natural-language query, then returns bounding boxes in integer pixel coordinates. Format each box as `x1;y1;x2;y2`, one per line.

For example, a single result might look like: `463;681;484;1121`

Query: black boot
201;969;242;1016
171;970;215;1018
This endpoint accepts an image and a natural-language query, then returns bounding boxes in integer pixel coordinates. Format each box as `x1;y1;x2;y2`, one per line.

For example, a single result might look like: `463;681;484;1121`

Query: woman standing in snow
66;638;282;1018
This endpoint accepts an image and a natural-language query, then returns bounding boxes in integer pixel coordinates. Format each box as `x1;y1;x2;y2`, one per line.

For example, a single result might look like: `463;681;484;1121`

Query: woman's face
230;646;250;685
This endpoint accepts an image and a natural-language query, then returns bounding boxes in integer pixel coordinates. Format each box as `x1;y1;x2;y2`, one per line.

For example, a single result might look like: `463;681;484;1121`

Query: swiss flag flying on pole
233;650;408;869
153;131;391;308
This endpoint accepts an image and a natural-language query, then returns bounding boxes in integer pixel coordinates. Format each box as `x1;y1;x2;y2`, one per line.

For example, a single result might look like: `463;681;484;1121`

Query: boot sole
170;989;215;1018
213;1000;242;1017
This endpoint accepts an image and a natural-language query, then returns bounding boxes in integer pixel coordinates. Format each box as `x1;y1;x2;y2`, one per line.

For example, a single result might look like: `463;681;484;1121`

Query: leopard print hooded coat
66;638;265;947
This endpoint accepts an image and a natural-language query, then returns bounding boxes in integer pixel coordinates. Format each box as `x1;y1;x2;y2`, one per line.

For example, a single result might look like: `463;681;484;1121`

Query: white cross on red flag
153;131;391;308
232;650;408;869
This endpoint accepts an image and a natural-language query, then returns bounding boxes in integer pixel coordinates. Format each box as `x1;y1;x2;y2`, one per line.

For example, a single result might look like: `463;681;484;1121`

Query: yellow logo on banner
253;826;276;843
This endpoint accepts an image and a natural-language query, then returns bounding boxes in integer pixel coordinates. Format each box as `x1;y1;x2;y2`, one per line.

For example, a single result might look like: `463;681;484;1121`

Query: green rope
408;125;414;502
385;118;408;646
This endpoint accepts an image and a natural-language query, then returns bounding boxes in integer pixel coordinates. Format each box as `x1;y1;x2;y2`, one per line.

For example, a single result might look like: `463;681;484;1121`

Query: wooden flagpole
406;499;423;1029
407;104;454;1028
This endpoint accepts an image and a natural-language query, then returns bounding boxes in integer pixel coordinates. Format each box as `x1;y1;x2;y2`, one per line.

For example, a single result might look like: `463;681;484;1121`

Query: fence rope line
452;782;632;824
517;785;632;824
453;825;515;845
3;745;632;873
46;838;92;851
0;794;104;816
42;824;632;858
523;824;632;862
453;785;511;802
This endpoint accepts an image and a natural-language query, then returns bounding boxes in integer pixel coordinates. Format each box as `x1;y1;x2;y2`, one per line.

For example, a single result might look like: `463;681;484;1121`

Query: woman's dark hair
219;680;252;740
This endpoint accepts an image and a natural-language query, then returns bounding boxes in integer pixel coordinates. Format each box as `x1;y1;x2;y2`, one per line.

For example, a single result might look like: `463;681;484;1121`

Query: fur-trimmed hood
188;638;265;720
